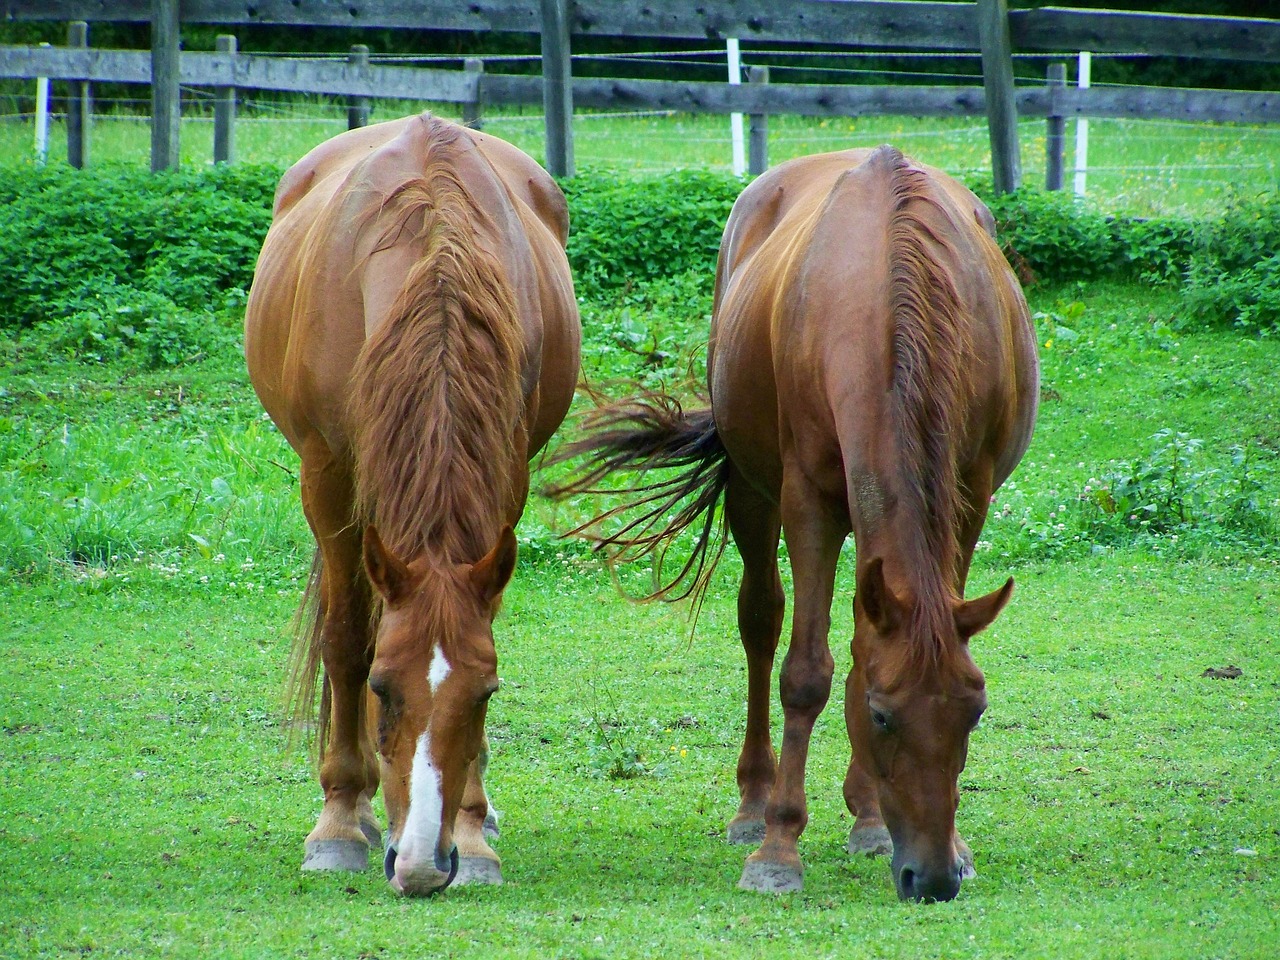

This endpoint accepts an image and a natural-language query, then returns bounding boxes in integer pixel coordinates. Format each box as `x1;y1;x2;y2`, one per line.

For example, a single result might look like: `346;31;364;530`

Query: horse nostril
383;842;398;882
899;866;916;899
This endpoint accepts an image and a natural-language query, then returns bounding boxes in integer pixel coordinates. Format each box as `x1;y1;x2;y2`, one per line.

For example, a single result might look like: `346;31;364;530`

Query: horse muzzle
892;849;964;903
384;840;459;896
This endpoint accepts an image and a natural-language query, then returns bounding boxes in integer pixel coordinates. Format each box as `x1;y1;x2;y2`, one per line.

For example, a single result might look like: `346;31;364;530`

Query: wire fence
0;45;1275;217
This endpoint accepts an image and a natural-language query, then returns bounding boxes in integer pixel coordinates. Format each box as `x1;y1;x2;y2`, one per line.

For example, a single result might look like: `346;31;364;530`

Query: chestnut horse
245;114;580;895
552;146;1037;901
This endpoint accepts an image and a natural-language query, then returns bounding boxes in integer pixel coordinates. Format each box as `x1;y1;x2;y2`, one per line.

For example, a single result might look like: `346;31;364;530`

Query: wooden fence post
150;0;181;172
214;34;236;164
1045;62;1066;191
540;0;574;178
747;65;769;176
66;21;90;169
976;0;1021;193
348;44;370;130
463;57;485;129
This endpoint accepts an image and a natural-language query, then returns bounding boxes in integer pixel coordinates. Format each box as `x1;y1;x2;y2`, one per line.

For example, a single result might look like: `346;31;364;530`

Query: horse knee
773;660;834;716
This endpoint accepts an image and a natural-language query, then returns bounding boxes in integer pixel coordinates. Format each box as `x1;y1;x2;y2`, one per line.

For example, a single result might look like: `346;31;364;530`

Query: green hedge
1;161;1276;343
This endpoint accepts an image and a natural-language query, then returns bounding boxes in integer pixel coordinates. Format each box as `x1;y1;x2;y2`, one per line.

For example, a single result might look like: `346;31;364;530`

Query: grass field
1;109;1279;956
1;102;1278;217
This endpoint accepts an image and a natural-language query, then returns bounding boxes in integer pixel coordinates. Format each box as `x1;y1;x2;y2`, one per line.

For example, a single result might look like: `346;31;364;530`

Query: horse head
851;557;1013;902
362;524;515;896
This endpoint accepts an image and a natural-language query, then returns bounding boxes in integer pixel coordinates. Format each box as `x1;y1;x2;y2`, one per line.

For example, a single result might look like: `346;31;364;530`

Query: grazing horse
551;146;1037;901
244;113;580;895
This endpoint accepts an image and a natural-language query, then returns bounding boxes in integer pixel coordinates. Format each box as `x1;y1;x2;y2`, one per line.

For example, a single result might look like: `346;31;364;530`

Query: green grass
1;103;1277;216
2;268;1279;956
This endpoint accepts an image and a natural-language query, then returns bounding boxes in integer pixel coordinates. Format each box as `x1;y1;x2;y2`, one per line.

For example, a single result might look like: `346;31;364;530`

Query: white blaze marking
399;648;451;874
401;728;444;871
429;645;452;693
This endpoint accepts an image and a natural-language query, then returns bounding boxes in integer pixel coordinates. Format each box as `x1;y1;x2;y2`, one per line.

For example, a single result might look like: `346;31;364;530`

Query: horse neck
882;156;974;648
351;175;524;565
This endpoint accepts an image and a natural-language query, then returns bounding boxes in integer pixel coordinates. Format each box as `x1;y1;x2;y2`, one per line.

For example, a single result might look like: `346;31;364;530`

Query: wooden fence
1;0;1277;189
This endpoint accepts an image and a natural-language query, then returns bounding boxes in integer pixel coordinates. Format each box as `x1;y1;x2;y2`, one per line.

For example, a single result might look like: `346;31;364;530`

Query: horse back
709;147;1036;507
244;114;579;461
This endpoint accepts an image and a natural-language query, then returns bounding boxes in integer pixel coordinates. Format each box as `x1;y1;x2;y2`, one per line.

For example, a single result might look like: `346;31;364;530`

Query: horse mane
882;148;975;654
349;126;524;567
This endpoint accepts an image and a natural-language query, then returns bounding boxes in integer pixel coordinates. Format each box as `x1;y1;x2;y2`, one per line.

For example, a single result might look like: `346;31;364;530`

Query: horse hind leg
298;446;380;873
452;735;503;885
723;472;785;846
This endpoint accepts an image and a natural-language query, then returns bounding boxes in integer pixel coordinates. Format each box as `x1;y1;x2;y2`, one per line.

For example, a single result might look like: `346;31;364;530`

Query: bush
559;168;740;300
0;162;279;329
1181;190;1280;333
34;284;239;369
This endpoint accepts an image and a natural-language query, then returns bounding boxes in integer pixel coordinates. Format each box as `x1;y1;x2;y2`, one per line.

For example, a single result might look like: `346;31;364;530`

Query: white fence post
1074;51;1091;196
34;41;50;165
727;38;745;176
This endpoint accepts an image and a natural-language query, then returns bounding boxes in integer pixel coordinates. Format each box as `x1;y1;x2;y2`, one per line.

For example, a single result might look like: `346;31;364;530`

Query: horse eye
870;707;891;731
368;674;391;703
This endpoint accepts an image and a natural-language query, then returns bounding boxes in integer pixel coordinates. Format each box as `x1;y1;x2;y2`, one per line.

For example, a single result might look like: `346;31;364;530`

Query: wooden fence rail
0;0;1276;189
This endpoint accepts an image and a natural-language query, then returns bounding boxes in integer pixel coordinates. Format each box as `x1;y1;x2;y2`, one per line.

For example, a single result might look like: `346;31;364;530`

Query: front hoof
726;816;766;845
302;838;370;872
847;823;893;858
454;856;504;886
956;837;976;880
738;858;803;893
482;809;501;841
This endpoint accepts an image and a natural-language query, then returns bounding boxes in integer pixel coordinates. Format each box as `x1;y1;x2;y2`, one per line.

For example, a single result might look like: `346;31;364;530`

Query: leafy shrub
975;184;1194;287
1182;190;1280;333
559;168;740;300
1079;430;1277;552
35;284;236;369
0;162;279;329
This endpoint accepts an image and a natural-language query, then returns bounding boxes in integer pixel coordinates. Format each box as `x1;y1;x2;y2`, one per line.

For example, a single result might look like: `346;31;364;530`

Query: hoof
302;838;370;872
738;859;803;893
454;856;503;886
726;817;766;845
847;824;893;858
957;838;977;880
482;809;500;841
359;819;382;850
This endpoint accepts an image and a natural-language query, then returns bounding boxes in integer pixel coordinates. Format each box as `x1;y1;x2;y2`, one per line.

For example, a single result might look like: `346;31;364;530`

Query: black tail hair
545;389;731;612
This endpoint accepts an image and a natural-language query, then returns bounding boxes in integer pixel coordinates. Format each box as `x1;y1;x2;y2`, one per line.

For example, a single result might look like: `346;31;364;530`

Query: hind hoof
738;859;803;893
302;838;370;872
454;856;503;886
847;824;893;858
359;820;382;850
957;837;976;879
482;809;500;841
726;817;766;845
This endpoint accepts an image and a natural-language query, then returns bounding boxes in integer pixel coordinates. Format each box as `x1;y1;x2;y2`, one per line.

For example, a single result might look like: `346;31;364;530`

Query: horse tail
545;389;731;612
285;548;328;761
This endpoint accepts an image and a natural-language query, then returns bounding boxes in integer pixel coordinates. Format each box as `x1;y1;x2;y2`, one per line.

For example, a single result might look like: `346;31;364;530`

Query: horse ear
363;525;416;605
955;577;1015;640
470;525;518;606
857;557;902;633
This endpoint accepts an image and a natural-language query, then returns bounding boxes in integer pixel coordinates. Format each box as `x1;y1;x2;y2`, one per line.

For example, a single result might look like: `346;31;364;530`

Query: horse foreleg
451;734;503;885
724;472;784;845
299;447;380;873
739;469;846;894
